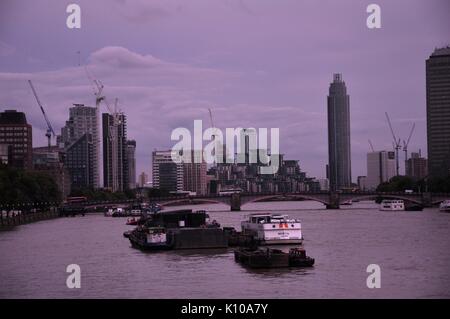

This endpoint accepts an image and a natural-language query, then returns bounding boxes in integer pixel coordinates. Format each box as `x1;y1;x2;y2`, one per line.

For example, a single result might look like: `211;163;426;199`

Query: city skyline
1;0;449;179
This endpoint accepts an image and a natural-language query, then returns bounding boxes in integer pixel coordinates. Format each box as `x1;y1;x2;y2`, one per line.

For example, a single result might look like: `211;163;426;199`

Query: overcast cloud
1;0;449;179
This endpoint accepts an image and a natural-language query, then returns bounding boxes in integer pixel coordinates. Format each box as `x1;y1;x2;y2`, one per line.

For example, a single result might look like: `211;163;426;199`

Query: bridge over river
83;191;450;211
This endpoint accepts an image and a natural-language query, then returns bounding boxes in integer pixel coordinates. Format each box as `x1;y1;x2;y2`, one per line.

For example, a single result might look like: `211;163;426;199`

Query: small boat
123;230;132;238
126;217;138;225
234;247;314;268
440;200;450;212
129;226;171;251
380;200;405;211
341;200;353;206
241;213;302;245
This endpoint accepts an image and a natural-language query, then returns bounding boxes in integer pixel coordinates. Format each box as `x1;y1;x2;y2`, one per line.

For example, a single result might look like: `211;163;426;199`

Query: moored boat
126;217;139;225
241;213;302;245
440;200;450;212
380;200;405;211
234;247;314;268
127;209;228;251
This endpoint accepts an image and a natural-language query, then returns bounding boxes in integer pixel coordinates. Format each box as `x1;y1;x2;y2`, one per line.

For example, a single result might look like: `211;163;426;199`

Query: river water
0;200;449;299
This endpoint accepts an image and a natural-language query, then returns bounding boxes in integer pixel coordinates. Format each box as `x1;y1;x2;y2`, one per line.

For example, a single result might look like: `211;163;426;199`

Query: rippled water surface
1;201;449;298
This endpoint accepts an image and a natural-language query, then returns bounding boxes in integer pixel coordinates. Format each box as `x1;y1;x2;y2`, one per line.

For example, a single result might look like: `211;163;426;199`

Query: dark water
1;201;449;299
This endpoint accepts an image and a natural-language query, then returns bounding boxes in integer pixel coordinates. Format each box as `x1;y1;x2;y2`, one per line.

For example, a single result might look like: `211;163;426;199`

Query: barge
234;247;314;268
126;209;228;251
240;213;303;245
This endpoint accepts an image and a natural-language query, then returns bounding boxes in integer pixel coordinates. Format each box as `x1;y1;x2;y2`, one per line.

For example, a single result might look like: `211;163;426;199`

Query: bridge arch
341;194;422;205
157;198;230;207
241;194;330;207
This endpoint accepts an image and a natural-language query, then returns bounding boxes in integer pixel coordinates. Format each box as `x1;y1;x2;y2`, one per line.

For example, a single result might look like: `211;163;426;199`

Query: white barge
241;213;303;245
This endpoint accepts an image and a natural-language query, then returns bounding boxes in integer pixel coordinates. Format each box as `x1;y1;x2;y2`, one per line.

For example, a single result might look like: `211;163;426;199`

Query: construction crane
368;139;375;152
28;80;56;150
403;123;416;169
208;108;218;165
385;112;401;176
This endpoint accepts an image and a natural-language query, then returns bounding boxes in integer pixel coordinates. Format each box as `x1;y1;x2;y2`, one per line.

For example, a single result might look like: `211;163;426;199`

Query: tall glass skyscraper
327;74;352;191
426;47;450;178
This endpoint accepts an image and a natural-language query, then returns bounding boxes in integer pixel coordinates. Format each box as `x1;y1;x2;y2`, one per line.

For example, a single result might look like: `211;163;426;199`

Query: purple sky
1;0;449;180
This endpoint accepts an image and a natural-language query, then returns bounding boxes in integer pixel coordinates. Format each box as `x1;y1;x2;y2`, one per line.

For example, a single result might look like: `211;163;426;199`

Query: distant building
0;110;33;170
426;46;450;178
102;113;128;192
366;151;396;190
65;133;95;190
152;150;184;192
183;150;207;195
318;178;330;191
0;143;9;165
406;152;428;180
58;104;99;188
327;74;352;191
357;176;367;191
33;146;71;199
127;140;136;189
138;171;148;188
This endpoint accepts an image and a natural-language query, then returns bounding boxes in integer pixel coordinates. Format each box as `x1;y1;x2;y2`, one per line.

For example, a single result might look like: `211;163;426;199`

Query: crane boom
368;139;375;152
28;80;56;150
385;112;401;176
404;123;415;148
385;112;398;142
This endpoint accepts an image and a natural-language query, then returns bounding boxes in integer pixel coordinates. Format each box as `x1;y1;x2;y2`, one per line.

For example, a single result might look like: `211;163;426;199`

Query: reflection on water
0;200;449;299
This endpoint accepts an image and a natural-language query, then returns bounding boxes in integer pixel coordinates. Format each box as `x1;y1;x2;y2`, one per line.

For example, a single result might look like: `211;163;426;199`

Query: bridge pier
421;192;432;207
326;192;340;209
230;193;241;211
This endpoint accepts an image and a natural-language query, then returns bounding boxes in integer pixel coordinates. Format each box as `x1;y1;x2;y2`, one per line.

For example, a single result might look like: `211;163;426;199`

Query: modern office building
426;46;450;178
102;113;128;192
357;176;367;191
138;171;148;188
152;150;184;192
127;140;136;189
0;110;33;170
366;151;396;190
183;150;207;195
65;133;95;190
327;74;352;191
406;152;428;181
58;104;99;188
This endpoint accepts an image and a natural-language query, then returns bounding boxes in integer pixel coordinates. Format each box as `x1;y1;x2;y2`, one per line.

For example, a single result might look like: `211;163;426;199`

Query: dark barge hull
128;227;228;251
234;248;315;268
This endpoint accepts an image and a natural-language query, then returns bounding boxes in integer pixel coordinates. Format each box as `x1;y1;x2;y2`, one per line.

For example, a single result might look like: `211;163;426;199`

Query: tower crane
403;123;415;173
385;112;401;176
28;80;56;151
368;139;375;152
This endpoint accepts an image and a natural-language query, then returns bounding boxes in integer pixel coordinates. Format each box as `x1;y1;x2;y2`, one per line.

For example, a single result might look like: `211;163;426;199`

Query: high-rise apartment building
183;150;207;195
406;152;428;181
59;104;99;188
127;140;136;189
327;74;352;191
366;151;396;190
426;46;450;178
102;113;128;192
152;150;184;192
0;110;33;170
138;171;148;188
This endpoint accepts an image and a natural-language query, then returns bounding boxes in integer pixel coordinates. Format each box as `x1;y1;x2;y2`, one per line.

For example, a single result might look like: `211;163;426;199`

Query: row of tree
376;175;450;193
0;165;61;205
